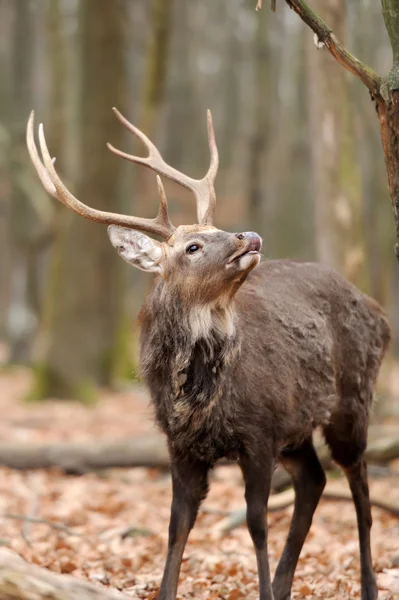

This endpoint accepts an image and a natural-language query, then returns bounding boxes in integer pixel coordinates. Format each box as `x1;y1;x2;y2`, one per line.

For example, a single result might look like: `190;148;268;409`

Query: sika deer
27;109;390;600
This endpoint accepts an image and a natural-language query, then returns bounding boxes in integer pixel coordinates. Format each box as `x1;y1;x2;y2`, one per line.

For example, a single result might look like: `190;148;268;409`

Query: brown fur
138;254;390;600
140;259;389;462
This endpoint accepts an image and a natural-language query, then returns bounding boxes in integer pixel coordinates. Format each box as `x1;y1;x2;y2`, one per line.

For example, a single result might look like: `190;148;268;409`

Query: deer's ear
107;226;163;273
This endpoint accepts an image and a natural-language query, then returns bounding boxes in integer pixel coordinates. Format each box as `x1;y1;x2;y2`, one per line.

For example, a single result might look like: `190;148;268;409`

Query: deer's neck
188;302;236;342
139;283;240;433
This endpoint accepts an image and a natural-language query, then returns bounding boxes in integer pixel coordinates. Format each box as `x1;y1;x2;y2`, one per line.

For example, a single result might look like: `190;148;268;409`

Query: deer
26;108;390;600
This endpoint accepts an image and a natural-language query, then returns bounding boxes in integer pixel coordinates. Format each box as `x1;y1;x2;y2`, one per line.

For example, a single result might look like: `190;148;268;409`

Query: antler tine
156;175;169;222
108;108;219;226
26;111;58;198
202;109;219;225
26;111;175;240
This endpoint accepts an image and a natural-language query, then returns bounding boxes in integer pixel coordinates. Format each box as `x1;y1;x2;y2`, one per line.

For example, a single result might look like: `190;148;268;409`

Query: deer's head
26;109;262;309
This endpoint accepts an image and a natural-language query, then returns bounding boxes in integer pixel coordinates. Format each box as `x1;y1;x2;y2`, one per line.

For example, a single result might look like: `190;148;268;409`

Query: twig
2;513;82;537
200;506;230;516
282;0;381;95
120;526;154;539
325;489;399;518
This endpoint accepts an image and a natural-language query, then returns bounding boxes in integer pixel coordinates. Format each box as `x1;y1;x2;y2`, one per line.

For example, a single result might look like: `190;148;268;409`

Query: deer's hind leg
272;438;326;600
323;398;378;600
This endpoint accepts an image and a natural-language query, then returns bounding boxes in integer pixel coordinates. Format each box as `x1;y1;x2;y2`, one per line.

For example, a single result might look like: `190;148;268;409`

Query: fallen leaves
0;368;398;598
378;568;399;594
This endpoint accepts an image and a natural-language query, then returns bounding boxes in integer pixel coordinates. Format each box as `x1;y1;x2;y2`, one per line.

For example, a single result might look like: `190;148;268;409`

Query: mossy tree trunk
30;0;130;401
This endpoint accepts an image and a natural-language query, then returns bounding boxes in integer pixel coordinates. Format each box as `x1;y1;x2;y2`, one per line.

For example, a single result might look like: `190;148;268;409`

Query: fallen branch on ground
1;513;82;537
0;548;132;599
211;481;399;537
0;425;398;475
0;434;170;473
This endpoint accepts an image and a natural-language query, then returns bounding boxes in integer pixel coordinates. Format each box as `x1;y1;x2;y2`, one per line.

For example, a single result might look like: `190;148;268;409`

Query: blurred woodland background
1;2;399;598
0;0;398;408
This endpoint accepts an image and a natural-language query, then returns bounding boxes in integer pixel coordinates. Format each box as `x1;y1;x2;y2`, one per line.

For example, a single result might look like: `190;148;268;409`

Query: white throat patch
188;303;235;342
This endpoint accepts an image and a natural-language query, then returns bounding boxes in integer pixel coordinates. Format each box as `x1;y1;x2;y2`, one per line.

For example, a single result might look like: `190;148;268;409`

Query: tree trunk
128;0;174;319
137;0;173;212
29;0;130;401
247;5;270;233
379;1;399;258
353;2;387;305
0;1;12;339
166;0;195;181
306;0;365;285
140;0;173;137
6;0;37;364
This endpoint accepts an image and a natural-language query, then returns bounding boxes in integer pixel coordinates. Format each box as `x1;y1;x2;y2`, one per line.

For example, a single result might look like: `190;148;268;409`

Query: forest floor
0;367;398;599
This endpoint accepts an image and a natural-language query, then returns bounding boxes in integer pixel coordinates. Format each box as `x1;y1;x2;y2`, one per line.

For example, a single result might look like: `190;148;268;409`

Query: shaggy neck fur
139;280;240;435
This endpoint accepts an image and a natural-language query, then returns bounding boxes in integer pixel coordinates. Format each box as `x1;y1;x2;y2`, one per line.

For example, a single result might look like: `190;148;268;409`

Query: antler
26;111;175;240
107;108;219;226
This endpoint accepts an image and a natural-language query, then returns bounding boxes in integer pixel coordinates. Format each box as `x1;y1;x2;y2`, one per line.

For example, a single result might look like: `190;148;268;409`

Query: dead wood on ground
211;480;399;536
0;425;398;476
0;548;132;600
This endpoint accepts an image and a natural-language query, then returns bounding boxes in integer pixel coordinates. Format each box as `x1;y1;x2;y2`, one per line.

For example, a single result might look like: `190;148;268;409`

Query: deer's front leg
240;451;275;600
158;455;210;600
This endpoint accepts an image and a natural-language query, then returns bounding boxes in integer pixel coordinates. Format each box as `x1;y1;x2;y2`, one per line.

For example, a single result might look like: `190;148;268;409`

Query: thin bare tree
256;0;399;259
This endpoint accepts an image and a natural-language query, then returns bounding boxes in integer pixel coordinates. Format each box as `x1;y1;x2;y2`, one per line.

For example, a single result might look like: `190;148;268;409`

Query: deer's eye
186;243;201;254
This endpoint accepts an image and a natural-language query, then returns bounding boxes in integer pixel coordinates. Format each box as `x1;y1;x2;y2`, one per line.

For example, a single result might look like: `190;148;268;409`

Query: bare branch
278;0;381;95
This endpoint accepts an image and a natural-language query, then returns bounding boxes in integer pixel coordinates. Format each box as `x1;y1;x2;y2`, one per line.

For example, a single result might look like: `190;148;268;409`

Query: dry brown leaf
298;582;313;596
227;590;245;600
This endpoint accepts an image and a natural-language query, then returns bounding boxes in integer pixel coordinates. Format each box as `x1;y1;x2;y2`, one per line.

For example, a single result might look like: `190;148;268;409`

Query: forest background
0;0;398;407
1;2;399;598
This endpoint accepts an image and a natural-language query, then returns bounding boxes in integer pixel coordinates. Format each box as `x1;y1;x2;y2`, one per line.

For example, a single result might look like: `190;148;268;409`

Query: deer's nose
235;231;262;251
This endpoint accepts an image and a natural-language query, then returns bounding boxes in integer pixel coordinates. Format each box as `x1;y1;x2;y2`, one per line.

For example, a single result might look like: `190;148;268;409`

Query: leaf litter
0;368;398;599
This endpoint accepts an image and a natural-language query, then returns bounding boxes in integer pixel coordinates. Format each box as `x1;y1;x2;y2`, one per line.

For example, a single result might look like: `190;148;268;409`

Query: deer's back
232;260;390;452
239;259;390;363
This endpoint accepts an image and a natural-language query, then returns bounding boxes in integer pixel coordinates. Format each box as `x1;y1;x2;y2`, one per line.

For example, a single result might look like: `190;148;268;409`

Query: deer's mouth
229;236;262;263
